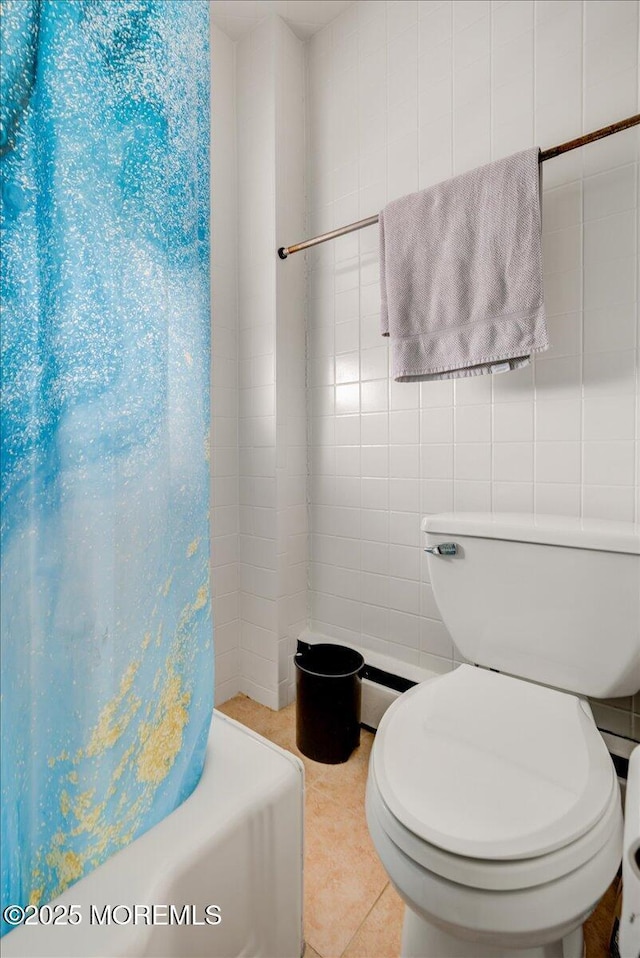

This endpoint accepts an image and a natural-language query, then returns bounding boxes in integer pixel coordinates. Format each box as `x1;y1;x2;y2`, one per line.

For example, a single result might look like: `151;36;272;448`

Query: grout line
450;3;458;512
579;0;586;519
532;0;538;514
339;881;391;958
488;0;494;513
304;22;314;626
635;2;640;525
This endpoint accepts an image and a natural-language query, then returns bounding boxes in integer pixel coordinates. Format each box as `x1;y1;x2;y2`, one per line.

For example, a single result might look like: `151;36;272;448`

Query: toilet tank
422;512;640;699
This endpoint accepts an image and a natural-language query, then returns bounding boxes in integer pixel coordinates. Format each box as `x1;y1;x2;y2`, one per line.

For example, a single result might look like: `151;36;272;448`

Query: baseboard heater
295;640;634;779
360;664;415;732
296;639;417;731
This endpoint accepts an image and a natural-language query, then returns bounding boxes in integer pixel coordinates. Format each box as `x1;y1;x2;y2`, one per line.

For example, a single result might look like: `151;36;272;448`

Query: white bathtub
3;711;304;958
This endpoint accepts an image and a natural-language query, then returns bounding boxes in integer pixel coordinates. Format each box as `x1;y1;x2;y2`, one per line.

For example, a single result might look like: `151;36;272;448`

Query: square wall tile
583;396;635;442
493;403;534;442
455;404;491;442
454;443;491;480
583;442;635;486
493;481;534;513
535;401;581;442
300;0;640;681
535;442;581;484
493;443;534;483
535;482;581;517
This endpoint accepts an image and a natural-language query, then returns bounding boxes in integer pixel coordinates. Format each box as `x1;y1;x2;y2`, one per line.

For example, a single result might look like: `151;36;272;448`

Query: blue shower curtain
0;0;211;932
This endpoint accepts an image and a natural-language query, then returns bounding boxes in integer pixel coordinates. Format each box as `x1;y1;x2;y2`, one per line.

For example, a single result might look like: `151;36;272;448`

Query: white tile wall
305;0;640;738
276;18;308;706
234;17;307;709
236;18;279;708
211;24;241;706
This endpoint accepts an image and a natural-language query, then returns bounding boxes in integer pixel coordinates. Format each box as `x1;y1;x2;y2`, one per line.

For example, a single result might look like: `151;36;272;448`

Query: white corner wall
305;0;640;738
211;22;241;705
235;17;307;709
236;18;279;708
274;21;309;706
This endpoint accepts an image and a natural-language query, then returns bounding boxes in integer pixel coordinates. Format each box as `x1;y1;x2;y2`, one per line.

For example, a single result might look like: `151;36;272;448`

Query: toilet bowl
366;667;623;957
365;513;639;958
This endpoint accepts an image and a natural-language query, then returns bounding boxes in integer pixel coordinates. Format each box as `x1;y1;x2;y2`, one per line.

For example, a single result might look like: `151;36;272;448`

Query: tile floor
218;695;617;958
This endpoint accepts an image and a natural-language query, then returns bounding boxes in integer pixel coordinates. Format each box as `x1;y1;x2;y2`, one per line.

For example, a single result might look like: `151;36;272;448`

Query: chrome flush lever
424;542;459;557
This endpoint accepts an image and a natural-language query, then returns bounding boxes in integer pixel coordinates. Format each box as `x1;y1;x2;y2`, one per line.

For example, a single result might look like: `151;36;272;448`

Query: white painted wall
304;0;640;738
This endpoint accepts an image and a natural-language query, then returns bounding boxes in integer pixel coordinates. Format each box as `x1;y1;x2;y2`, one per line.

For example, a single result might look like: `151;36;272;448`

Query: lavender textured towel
380;148;548;381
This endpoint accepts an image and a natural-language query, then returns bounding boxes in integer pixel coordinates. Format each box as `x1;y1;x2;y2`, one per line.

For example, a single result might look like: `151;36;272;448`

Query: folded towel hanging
379;147;549;382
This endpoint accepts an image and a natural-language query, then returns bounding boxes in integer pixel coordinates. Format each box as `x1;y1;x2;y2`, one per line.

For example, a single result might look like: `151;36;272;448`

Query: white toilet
366;512;640;958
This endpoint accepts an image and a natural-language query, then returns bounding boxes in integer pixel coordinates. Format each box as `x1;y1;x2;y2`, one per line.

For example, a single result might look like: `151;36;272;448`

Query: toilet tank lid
421;512;640;555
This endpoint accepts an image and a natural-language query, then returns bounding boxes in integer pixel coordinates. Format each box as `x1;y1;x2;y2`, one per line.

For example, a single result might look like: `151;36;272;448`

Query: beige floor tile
343;876;616;958
343;883;404;958
270;726;334;787
310;730;373;815
585;876;618;958
304;784;387;958
218;694;294;740
219;692;617;958
219;694;330;786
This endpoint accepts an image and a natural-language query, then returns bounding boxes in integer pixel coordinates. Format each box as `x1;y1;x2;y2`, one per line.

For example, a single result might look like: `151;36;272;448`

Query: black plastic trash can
294;643;364;764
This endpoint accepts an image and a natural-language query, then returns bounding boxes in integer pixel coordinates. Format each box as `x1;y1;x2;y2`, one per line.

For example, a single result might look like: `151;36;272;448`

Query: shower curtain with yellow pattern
0;0;212;933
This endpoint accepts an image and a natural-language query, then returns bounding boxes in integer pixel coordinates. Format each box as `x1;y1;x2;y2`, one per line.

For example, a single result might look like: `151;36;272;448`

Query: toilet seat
372;666;616;870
